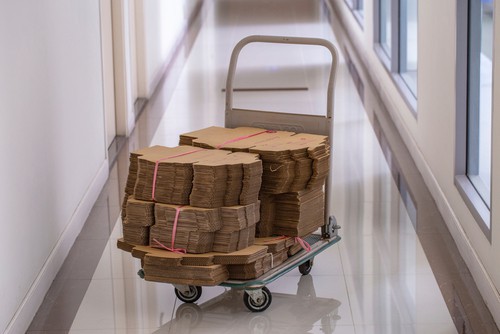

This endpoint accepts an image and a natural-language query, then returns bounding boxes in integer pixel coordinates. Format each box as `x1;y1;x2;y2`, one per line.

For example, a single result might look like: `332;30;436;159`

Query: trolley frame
167;35;341;312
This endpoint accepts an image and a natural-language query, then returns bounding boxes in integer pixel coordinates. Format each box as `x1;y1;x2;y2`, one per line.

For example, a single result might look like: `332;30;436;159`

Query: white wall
0;1;108;332
135;0;201;98
330;0;500;327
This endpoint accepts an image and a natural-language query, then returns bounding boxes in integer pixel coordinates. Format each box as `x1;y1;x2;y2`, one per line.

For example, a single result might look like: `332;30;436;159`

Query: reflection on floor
28;0;499;333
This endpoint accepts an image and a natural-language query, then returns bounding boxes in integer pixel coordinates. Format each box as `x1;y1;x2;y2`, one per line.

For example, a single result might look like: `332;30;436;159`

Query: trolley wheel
175;285;202;303
137;269;145;279
243;287;272;312
298;259;314;275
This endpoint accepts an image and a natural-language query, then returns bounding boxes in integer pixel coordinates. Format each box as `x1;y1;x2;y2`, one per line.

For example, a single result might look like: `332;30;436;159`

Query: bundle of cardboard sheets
180;126;329;237
118;236;299;284
119;126;330;285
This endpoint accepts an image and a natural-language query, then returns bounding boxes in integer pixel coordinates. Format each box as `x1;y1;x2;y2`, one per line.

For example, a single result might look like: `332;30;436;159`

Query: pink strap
269;235;288;241
151;149;203;200
152;238;186;254
151;205;187;254
295;237;312;252
268;235;311;252
216;130;276;149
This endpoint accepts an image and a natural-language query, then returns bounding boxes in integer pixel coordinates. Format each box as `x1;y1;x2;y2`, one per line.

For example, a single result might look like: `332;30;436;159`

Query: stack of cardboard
254;236;294;268
150;204;221;254
226;253;272;280
179;127;328;194
213;202;260;253
190;151;262;208
121;144;263;254
144;256;229;286
133;146;213;204
179;126;330;237
272;186;325;237
122;197;155;245
122;146;169;220
249;132;330;193
118;238;270;285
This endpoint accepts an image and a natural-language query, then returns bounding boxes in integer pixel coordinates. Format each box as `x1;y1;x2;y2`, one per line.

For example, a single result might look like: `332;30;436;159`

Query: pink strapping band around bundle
270;235;311;252
295;237;312;252
216;129;276;149
152;205;186;254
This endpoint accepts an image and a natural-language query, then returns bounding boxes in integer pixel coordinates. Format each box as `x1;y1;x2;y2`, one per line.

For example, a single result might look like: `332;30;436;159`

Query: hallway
27;1;498;333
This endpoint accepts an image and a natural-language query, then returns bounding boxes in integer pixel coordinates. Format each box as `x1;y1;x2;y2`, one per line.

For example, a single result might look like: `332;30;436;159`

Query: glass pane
380;0;392;56
467;0;493;208
356;0;365;19
345;0;355;9
400;0;418;96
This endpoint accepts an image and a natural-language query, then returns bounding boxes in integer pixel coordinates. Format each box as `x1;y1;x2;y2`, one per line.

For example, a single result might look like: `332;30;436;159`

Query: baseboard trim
4;160;109;334
426;168;500;327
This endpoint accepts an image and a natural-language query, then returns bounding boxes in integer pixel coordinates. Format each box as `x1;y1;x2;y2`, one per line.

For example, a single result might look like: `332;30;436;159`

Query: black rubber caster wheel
243;287;272;312
298;259;314;275
137;269;145;279
175;285;202;303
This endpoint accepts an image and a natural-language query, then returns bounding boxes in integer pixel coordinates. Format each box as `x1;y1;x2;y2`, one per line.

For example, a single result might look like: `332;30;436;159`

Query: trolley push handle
225;35;339;119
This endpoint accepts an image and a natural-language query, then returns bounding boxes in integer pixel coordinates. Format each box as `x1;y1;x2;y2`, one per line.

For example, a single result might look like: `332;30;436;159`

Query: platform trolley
138;35;341;312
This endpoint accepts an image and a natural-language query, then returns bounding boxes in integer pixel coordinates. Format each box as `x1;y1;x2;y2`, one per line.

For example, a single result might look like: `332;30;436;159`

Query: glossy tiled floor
28;1;499;333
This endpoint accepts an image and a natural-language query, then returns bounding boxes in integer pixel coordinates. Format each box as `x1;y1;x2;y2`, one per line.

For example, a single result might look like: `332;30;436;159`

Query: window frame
344;0;365;27
455;0;492;240
374;0;418;114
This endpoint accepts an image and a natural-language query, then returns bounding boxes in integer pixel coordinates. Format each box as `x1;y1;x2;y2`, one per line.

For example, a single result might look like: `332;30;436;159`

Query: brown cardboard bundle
213;225;256;253
117;238;135;253
143;252;229;286
134;146;214;204
122;146;171;218
248;132;329;193
150;203;221;253
190;151;262;208
190;151;229;208
179;126;237;146
227;253;272;280
287;240;304;257
221;152;263;206
256;193;275;237
254;236;294;254
213;245;269;265
271;248;289;267
150;225;215;253
155;203;222;232
180;126;294;151
128;145;263;209
272;185;325;237
131;244;216;266
257;186;325;237
220;202;260;232
122;222;149;245
212;202;259;253
254;237;291;269
179;126;329;194
125;197;155;226
121;194;129;220
125;146;171;195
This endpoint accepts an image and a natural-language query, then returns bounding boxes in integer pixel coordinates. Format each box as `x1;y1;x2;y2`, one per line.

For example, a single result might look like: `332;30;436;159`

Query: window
379;0;392;57
345;0;365;26
375;0;418;110
455;0;494;236
399;0;418;96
